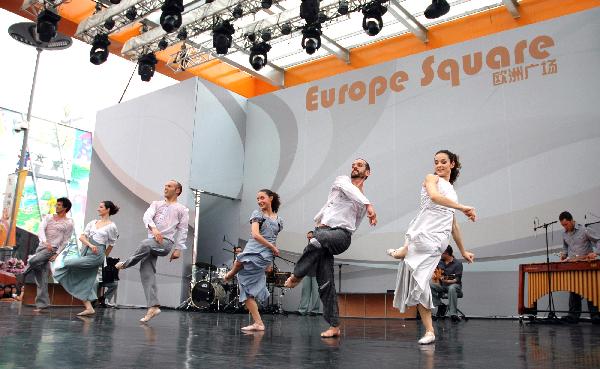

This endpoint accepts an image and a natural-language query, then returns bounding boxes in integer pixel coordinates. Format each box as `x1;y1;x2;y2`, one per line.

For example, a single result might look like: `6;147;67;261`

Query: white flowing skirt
393;241;443;312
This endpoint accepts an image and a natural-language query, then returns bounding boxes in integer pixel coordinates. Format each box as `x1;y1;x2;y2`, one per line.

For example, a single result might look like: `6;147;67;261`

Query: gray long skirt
54;239;105;302
393;241;443;312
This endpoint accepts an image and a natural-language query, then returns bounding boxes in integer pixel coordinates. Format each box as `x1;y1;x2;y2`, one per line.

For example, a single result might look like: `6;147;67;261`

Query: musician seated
559;211;600;324
430;245;463;322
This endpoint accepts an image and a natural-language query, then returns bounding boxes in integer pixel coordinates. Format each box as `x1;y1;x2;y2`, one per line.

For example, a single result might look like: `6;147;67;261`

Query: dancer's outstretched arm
451;216;474;263
424;174;476;221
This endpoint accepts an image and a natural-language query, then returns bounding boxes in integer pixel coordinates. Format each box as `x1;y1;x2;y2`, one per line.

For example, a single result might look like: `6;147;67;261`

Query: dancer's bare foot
115;261;125;270
77;309;95;316
241;322;265;331
320;326;341;338
386;246;407;259
140;307;161;323
284;274;301;288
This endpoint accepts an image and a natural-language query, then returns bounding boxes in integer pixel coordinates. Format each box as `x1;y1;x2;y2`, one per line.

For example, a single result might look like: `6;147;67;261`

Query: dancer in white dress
387;150;476;345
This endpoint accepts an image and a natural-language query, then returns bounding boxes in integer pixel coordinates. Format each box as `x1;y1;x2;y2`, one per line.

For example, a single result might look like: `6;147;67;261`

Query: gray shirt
562;223;600;258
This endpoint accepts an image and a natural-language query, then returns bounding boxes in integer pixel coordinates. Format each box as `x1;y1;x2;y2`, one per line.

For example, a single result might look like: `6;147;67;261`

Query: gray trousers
23;245;55;309
122;238;173;307
430;282;462;316
298;276;320;314
102;281;118;303
293;227;351;327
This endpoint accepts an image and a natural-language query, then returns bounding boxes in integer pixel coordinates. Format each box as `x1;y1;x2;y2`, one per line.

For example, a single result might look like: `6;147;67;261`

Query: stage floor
0;302;598;369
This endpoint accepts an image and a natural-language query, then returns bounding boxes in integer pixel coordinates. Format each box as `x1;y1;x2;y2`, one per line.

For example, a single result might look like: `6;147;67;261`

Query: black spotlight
177;27;188;40
90;34;110;65
104;18;115;31
160;0;184;33
138;53;157;82
261;29;271;42
109;0;121;4
249;41;271;71
125;7;137;21
205;0;214;3
158;37;168;50
338;0;349;15
246;32;257;42
362;1;387;36
232;4;243;19
280;23;292;35
261;0;273;9
301;24;321;55
300;0;320;24
424;0;450;19
36;9;61;43
212;20;235;55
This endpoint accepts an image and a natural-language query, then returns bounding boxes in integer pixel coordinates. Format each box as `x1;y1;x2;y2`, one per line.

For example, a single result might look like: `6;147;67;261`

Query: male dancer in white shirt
285;159;377;338
117;180;189;322
22;197;74;311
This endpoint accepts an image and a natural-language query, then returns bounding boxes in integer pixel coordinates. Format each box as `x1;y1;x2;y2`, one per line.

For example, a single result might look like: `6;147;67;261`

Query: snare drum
191;281;227;308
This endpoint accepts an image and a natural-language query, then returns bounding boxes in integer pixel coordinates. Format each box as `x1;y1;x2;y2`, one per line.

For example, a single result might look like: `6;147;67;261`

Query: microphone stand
529;219;561;324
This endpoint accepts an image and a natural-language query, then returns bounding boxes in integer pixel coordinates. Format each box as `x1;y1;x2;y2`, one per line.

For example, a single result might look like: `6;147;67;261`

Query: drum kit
179;256;294;314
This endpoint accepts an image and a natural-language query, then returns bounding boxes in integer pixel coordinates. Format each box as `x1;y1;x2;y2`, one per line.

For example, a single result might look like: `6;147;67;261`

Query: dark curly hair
258;189;281;213
102;200;120;216
435;149;461;184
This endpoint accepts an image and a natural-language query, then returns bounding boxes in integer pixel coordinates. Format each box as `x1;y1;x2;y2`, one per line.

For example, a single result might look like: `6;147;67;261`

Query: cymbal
195;261;217;270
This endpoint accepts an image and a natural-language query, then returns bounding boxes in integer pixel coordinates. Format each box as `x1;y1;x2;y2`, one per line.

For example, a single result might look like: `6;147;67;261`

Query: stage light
177;27;188;40
125;7;137;21
36;9;61;43
338;0;349;15
90;33;110;65
249;41;271;71
205;0;214;3
424;0;450;19
362;1;387;36
212;20;235;55
160;0;184;33
232;4;243;19
317;11;328;23
261;29;271;42
301;24;321;55
158;37;168;50
261;0;272;9
280;23;292;35
109;0;121;4
104;18;115;31
300;0;320;24
138;52;157;82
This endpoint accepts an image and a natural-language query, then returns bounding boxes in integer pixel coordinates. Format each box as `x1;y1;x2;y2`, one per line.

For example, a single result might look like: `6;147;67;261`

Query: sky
0;8;178;132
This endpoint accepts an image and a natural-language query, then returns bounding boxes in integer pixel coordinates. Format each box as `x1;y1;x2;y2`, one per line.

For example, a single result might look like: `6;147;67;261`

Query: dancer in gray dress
22;197;74;311
54;201;119;316
387;150;476;345
224;189;282;331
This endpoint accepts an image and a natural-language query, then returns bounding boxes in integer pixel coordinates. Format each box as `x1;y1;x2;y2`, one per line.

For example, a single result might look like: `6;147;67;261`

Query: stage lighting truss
121;0;286;60
76;0;167;44
20;0;68;18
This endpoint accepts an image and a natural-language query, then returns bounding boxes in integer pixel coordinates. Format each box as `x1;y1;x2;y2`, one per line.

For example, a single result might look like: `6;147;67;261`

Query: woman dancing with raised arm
387;150;476;344
54;201;119;316
224;189;282;331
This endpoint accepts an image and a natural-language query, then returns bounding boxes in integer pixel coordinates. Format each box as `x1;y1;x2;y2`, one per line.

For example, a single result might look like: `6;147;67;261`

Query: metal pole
4;48;42;246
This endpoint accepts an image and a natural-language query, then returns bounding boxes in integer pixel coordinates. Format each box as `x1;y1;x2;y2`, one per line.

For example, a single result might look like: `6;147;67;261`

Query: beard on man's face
351;169;367;179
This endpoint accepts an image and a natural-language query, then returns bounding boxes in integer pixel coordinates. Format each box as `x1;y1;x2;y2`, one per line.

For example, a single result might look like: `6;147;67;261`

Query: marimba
518;260;600;315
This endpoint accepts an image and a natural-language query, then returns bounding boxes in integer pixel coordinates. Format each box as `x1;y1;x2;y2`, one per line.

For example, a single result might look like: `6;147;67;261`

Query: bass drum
191;281;227;309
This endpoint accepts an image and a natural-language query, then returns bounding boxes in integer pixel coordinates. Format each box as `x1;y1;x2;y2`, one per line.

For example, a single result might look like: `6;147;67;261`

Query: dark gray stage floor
0;302;598;369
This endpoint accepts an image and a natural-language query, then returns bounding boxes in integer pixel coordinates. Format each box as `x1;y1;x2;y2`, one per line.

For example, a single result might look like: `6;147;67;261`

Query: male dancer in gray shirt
285;159;377;337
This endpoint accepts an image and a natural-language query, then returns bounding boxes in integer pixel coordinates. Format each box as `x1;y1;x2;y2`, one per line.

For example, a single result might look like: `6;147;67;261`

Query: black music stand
527;219;562;324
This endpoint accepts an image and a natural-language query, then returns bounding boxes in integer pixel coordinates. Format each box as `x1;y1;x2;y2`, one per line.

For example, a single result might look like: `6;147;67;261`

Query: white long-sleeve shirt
143;200;189;250
38;214;74;253
314;175;371;233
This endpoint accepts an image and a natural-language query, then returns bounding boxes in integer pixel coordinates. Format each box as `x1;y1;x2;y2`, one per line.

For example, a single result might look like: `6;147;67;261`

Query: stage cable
118;61;138;104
